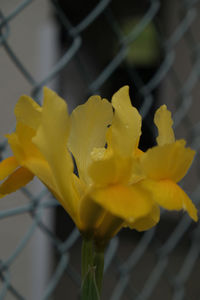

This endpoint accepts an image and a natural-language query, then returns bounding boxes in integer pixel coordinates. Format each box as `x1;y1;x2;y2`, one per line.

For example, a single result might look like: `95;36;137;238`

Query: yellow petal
128;204;160;231
89;148;117;186
68;95;113;183
79;194;105;233
140;140;195;183
89;183;156;224
5;122;59;197
129;155;145;185
0;167;34;197
0;157;19;180
25;158;58;195
139;179;198;222
89;147;133;186
6;123;44;164
33;87;77;218
14;95;42;130
6;131;24;163
94;212;124;246
154;105;175;146
107;86;142;157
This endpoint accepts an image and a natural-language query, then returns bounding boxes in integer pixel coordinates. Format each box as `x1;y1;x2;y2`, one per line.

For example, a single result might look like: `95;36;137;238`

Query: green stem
93;249;104;294
81;238;94;280
81;238;105;300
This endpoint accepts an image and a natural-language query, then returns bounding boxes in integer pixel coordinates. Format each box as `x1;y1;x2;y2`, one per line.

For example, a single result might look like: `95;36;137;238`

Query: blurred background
0;0;200;299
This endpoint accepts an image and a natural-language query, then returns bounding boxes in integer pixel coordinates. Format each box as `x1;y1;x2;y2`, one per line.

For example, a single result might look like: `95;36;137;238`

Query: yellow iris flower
0;86;197;245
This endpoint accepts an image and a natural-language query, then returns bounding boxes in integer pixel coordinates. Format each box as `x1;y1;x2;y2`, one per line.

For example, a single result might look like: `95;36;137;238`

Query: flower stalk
81;238;94;279
93;248;104;294
81;238;105;300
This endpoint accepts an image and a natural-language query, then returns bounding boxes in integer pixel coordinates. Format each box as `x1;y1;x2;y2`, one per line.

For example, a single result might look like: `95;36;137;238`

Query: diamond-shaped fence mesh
0;0;200;299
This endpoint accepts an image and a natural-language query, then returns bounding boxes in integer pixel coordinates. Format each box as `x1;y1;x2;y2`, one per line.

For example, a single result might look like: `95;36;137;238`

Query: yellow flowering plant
0;86;197;299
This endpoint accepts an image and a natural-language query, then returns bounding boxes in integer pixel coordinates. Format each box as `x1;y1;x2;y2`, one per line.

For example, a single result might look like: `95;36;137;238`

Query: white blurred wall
0;1;56;299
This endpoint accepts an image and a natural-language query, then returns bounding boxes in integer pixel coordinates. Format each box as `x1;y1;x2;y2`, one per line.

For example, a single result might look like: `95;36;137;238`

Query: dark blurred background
53;1;200;299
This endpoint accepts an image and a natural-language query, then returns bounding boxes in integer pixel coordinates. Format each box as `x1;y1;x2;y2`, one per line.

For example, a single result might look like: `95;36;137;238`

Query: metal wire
0;0;200;299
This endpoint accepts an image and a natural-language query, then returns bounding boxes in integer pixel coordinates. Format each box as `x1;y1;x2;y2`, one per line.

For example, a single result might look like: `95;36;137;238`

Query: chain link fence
0;0;200;299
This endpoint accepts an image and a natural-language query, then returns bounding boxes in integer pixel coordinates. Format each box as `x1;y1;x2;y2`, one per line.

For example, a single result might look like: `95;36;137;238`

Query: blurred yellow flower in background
0;86;197;246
